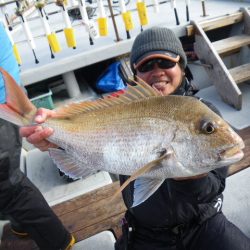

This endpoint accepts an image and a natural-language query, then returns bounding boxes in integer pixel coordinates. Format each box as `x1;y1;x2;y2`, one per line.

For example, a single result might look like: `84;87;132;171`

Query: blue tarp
96;62;126;93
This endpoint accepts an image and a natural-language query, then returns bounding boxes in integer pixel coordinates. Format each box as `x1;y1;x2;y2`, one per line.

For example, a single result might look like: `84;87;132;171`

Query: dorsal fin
54;79;161;118
132;76;163;97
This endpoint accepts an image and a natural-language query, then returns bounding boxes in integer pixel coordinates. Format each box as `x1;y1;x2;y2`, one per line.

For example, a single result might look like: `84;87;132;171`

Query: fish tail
0;67;37;126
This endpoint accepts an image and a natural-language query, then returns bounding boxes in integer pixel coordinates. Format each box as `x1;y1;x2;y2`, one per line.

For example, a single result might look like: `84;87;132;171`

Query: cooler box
30;89;54;110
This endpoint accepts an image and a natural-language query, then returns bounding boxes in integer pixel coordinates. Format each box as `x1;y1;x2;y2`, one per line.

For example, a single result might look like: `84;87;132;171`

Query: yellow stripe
137;2;149;26
98;17;108;36
13;44;22;65
122;11;134;31
47;33;61;52
64;28;76;48
65;234;76;250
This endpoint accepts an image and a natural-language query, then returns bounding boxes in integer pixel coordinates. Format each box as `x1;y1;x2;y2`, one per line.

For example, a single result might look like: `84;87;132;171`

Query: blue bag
96;62;126;93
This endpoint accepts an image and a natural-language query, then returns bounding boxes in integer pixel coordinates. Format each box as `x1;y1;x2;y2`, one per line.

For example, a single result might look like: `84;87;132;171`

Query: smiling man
130;27;187;96
115;27;250;250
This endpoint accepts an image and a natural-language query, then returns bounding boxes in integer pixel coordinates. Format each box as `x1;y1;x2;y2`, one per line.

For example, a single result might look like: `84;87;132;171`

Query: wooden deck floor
1;127;250;249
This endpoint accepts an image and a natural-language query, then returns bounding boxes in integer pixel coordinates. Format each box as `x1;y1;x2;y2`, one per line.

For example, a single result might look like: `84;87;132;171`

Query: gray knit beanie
130;27;187;72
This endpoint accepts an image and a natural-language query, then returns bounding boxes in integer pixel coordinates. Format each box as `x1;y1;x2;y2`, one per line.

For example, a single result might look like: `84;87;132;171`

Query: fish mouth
218;141;245;164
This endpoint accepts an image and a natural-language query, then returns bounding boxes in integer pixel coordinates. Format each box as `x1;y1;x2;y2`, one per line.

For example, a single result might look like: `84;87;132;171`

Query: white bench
72;231;115;250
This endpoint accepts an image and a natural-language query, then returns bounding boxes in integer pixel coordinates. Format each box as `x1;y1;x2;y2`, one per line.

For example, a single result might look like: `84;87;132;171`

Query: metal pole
201;0;208;17
107;0;121;42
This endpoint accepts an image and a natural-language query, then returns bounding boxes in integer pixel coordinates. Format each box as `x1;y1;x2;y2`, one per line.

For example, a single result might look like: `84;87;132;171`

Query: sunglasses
137;58;177;73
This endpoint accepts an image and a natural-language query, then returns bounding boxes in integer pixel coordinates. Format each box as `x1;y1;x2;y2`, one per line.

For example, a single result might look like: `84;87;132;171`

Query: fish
0;68;245;206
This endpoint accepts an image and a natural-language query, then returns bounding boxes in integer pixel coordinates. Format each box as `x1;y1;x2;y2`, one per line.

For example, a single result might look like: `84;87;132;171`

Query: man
0;22;75;250
114;26;250;250
20;27;250;249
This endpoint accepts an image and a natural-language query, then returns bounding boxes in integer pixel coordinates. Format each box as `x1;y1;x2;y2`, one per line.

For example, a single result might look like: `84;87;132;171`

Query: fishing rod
0;0;17;6
36;0;61;58
97;0;108;36
15;22;84;44
185;0;190;22
8;1;169;27
201;0;208;17
1;17;22;65
119;0;134;39
78;0;98;45
9;4;78;26
4;12;12;30
152;0;159;13
136;0;149;32
104;0;168;14
56;0;76;49
42;4;49;20
16;0;39;64
171;0;180;25
107;0;121;42
0;0;13;30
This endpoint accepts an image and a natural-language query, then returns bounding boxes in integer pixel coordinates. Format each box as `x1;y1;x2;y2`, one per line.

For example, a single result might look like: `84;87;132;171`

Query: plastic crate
30;89;54;110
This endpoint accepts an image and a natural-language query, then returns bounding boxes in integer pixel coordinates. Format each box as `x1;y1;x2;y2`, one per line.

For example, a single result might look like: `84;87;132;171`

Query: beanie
130;27;187;72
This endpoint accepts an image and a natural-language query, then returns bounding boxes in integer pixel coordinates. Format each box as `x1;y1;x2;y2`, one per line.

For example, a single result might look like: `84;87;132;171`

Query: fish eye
201;121;216;134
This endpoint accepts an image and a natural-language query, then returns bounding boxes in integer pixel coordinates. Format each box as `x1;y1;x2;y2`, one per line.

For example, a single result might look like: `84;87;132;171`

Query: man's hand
19;108;58;151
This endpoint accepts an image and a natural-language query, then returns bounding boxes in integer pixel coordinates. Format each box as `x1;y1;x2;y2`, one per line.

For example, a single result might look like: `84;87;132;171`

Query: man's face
135;58;183;96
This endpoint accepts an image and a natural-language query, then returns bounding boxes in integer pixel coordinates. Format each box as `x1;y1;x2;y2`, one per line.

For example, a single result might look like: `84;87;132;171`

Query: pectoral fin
113;151;171;198
132;178;164;207
49;148;95;180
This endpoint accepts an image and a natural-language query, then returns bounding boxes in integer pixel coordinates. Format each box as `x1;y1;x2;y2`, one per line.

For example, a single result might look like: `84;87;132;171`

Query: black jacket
0;119;72;250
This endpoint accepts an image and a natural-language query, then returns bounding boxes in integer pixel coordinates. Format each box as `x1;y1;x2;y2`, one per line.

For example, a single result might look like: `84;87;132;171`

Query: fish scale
46;116;173;176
